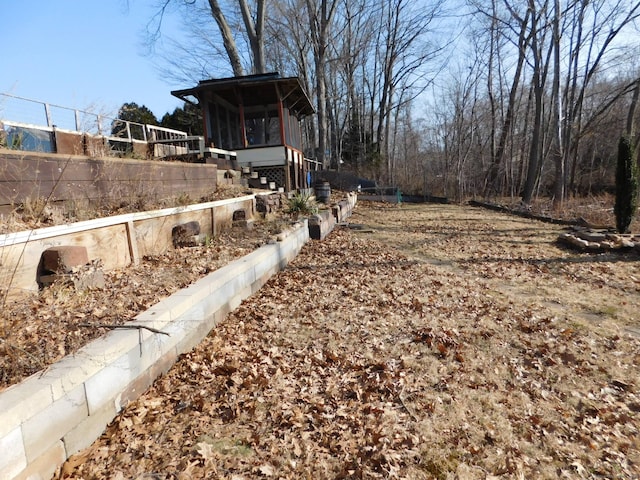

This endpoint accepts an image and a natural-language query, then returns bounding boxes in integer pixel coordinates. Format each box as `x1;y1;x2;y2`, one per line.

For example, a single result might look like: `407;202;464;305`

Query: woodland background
135;0;640;205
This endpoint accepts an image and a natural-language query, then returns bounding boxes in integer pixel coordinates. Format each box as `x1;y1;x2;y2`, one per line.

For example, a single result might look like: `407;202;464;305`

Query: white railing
0;92;125;136
0;93;195;157
0;93;240;162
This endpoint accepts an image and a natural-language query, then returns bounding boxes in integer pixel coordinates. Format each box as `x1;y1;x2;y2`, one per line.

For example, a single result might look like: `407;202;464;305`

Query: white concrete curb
0;219;309;480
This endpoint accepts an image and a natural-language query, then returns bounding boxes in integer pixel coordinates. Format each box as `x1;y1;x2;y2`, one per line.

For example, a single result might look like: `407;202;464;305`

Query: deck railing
0;93;199;158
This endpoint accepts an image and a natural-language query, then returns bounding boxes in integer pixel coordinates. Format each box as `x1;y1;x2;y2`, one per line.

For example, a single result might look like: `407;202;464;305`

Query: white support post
44;103;52;127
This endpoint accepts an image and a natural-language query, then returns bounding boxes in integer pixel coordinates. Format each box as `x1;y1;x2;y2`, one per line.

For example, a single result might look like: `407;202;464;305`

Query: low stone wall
308;210;336;240
0;196;254;299
332;192;358;223
308;192;357;240
0;149;218;214
0;220;309;480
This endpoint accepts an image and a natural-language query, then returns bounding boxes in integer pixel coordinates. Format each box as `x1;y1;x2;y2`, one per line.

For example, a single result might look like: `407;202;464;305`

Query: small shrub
286;192;318;219
15;196;60;224
614;135;638;233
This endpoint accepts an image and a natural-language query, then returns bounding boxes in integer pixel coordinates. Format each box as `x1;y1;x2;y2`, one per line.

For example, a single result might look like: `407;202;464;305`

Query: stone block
83;344;145;415
22;384;87;462
172;221;202;247
0;426;27;480
13;440;66;480
233;218;254;230
39;264;105;291
308;210;336;241
41;246;89;273
63;400;116;457
0;377;53;438
576;231;607;243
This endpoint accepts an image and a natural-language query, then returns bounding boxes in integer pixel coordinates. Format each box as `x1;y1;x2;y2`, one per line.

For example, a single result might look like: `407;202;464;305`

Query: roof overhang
171;72;315;117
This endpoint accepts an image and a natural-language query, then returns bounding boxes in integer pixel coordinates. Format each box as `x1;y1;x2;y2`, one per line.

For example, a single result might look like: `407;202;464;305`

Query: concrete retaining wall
0;149;219;214
0;220;309;480
309;191;358;240
0;196;255;299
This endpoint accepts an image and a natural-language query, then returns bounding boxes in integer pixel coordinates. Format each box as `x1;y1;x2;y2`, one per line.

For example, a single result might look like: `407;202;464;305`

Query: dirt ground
56;201;640;479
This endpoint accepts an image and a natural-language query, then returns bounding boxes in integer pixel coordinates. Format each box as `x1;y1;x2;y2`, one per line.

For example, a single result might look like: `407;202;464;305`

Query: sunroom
171;72;317;192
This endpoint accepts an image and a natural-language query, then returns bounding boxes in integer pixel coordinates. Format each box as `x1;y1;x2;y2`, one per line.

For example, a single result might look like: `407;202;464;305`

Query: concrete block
230;285;253;309
39;354;103;403
0;377;53;438
214;257;256;289
308;210;336;241
22;384;87;463
171;313;220;355
252;245;279;280
74;328;140;377
0;426;27;480
13;440;66;480
172;221;202;247
145;347;179;386
83;341;149;414
138;290;198;325
63;399;116;457
132;307;173;343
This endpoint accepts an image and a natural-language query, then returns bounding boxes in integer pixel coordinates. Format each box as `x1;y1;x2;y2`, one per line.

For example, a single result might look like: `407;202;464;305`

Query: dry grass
0;184;254;234
496;193;629;229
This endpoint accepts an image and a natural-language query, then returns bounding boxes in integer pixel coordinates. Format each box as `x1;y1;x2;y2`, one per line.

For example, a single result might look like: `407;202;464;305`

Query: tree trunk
626;78;640;138
207;0;244;76
305;0;339;169
551;0;564;209
238;0;267;74
522;5;543;206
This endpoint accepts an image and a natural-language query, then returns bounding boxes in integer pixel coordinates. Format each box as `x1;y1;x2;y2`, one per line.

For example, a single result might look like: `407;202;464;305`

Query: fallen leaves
0;221;279;390
48;203;640;478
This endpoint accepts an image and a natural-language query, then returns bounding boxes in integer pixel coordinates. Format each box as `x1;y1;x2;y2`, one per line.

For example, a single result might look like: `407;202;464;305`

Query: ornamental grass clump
286;192;319;219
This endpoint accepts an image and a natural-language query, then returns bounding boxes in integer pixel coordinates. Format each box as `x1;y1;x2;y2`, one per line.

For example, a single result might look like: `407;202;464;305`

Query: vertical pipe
44;103;52;127
239;103;247;147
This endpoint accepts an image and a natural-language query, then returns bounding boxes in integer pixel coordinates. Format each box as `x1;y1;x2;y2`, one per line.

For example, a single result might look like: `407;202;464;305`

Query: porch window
244;108;281;146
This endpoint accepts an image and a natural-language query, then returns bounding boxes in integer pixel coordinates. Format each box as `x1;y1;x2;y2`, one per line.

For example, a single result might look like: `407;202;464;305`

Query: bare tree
478;0;532;197
304;0;340;168
149;0;267;77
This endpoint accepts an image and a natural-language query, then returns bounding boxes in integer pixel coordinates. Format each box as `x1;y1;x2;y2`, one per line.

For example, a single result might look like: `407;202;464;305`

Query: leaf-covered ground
0;215;288;389
59;203;640;479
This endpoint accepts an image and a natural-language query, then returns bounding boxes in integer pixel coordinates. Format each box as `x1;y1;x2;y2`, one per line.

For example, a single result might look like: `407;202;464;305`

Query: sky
0;1;186;122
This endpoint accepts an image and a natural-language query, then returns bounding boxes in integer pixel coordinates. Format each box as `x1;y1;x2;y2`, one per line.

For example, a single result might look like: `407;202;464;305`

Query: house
171;72;318;192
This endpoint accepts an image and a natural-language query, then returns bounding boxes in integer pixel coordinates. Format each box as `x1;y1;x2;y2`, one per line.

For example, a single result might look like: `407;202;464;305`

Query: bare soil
54;201;640;479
